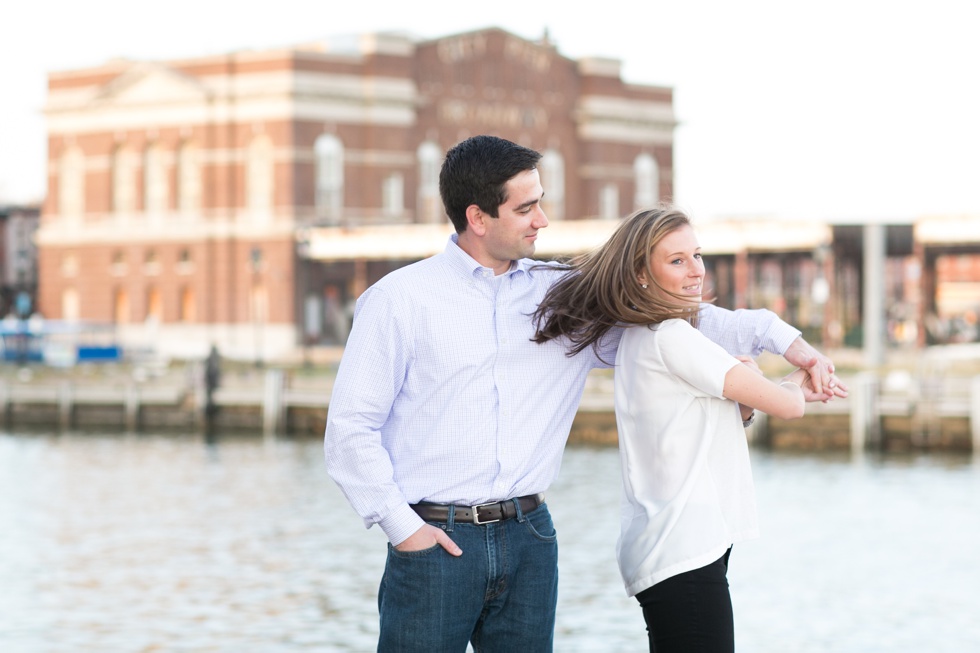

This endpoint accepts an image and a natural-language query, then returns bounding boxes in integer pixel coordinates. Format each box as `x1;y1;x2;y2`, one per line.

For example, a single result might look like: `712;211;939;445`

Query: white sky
3;0;980;222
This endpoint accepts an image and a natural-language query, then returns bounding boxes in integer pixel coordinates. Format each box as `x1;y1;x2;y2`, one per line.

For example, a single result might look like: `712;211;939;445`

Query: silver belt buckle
471;501;502;524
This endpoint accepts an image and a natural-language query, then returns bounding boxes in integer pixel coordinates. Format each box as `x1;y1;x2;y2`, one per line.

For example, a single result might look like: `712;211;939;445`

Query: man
324;135;845;652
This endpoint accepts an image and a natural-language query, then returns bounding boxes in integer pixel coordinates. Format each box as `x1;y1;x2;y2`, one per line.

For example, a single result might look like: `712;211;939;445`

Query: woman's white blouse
614;319;760;597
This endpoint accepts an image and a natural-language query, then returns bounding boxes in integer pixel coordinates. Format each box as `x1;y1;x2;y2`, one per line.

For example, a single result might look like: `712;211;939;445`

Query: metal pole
863;224;886;368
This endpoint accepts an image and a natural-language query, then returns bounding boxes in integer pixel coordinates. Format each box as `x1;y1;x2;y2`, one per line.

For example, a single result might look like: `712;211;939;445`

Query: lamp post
250;247;263;368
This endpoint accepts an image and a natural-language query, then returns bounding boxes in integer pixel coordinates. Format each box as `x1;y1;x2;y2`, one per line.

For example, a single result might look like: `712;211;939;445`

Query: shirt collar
444;234;535;279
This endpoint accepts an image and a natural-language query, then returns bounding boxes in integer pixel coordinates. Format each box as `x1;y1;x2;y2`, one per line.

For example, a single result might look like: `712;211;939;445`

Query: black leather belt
410;493;544;525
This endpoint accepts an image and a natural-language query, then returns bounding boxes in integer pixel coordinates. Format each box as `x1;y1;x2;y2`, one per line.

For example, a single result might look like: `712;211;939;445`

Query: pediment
92;62;209;107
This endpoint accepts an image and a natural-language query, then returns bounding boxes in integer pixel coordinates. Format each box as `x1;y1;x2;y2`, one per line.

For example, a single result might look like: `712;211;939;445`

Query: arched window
634;153;659;209
383;173;404;218
144;143;168;214
61;253;79;278
58;147;85;218
540;149;565;221
250;282;269;322
247;135;274;220
61;288;80;322
315;134;344;223
110;250;127;277
145;287;163;323
177;140;202;213
113;288;130;324
143;249;160;276
599;183;620;220
179;287;196;323
416;141;441;223
176;248;194;275
112;146;137;214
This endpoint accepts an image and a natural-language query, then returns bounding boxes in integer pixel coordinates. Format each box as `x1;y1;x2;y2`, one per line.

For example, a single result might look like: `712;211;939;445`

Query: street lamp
250;247;263;368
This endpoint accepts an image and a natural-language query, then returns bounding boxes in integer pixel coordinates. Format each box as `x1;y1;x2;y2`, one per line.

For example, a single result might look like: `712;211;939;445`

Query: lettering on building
437;35;488;63
438;100;549;130
504;37;551;73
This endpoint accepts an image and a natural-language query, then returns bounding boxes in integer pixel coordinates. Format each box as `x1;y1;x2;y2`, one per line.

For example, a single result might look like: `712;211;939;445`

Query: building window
177;141;201;213
540;149;565;221
315;134;344;223
247;135;274;220
176;248;194;275
143;250;160;276
179;287;195;323
599;183;619;220
250;282;269;322
113;288;130;324
143;143;168;213
61;253;79;277
383;173;404;218
110;250;127;277
145;287;162;323
58;147;85;218
112;146;137;214
634;153;659;209
417;141;441;223
62;288;80;321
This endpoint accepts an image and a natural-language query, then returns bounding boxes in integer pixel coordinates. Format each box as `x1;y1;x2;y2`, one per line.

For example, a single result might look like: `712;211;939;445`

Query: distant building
0;204;40;318
38;27;676;359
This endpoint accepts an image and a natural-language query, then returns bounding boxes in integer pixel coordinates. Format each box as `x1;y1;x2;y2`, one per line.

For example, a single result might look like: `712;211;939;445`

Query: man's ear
466;204;487;236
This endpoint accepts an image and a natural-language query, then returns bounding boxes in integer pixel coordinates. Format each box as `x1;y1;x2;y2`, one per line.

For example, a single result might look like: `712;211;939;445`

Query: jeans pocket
387;541;443;559
522;504;558;542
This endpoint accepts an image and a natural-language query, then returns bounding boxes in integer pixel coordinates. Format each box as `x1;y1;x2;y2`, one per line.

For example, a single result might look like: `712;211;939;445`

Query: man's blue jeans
377;501;559;652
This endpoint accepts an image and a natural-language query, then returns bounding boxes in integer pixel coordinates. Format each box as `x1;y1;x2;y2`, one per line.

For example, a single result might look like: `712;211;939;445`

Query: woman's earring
641;284;648;289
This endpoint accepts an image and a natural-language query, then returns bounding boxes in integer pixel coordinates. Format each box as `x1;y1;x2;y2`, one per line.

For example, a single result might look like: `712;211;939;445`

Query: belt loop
513;497;526;523
445;504;456;532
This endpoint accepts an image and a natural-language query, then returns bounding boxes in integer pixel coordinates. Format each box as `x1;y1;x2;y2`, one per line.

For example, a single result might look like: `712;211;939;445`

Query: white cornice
915;215;980;245
36;214;297;245
575;95;676;145
46;69;419;133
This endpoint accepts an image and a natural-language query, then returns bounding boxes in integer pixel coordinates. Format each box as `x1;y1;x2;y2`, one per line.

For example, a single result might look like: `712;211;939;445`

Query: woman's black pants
634;548;734;653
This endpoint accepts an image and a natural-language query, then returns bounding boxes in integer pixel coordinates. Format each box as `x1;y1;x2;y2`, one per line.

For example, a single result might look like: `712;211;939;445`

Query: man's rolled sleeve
762;317;803;356
698;304;801;358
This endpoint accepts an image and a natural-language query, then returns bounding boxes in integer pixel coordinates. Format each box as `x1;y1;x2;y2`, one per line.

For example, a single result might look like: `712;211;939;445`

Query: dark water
1;431;978;652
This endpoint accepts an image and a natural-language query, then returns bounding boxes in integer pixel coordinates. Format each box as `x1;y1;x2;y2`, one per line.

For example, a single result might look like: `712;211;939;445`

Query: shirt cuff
764;319;802;356
377;503;427;546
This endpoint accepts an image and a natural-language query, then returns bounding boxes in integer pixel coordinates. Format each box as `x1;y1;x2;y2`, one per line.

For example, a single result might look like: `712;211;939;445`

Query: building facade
0;205;40;318
38;27;676;359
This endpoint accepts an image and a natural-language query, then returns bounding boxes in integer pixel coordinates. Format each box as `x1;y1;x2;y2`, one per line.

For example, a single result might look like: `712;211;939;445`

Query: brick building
38;27;676;360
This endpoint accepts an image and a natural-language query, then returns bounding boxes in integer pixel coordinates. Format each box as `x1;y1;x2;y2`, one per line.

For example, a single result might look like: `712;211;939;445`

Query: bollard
850;372;880;455
971;375;980;455
0;380;8;426
58;380;73;431
262;369;285;440
124;383;140;433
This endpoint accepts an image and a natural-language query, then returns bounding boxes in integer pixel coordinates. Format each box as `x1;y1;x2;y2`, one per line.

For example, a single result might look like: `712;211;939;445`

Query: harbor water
1;430;979;652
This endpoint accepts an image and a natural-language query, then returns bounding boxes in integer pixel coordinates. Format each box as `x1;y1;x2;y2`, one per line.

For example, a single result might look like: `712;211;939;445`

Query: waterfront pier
1;346;978;453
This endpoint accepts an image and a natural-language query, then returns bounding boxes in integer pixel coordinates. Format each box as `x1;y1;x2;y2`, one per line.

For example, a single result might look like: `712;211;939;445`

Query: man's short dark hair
439;135;543;233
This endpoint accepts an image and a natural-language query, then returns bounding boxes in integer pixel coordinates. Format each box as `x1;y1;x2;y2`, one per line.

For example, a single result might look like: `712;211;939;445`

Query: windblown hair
439;135;542;233
532;207;702;357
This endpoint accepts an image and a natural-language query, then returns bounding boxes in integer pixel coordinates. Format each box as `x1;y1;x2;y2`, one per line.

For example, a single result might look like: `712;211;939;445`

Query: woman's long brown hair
532;206;702;358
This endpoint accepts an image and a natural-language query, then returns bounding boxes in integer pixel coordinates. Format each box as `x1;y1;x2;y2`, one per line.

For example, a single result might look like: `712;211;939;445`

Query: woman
533;207;811;652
